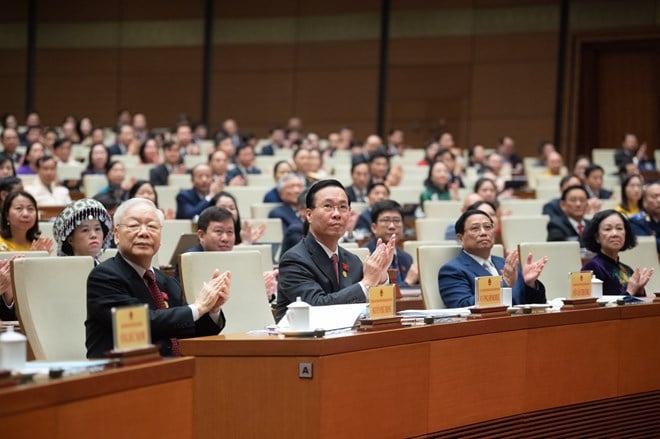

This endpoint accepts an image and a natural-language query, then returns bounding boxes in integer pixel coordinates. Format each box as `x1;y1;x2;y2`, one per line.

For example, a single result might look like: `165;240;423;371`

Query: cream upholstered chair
339;242;359;250
619;236;660;296
415;218;455;241
251;203;282;219
179;251;274;334
168;174;193;190
225;186;271;220
417;245;462;309
249;218;283;244
0;251;49;260
156;220;194;265
499;199;545;216
422;200;462;219
12;256;94;360
518;241;581;301
154;185;179;212
403;240;458;265
500;215;550;251
389;186;422;205
349;247;370;262
83;174;107;198
232;244;274;273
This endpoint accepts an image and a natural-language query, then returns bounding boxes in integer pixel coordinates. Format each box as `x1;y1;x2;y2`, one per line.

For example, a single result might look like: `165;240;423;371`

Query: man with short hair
150;141;185;186
53;138;80;166
224;144;261;184
438;209;547;308
364;200;418;286
547;185;591;243
175;163;223;220
109;123;136;156
86;198;230;357
584;164;613;199
542;175;585;219
497;135;524;174
368;151;389;184
630;182;660;252
275;179;395;321
261;127;285;156
0;127;21;164
354;181;390;235
345;161;370;203
268;174;305;233
25;156;71;206
177;123;199;156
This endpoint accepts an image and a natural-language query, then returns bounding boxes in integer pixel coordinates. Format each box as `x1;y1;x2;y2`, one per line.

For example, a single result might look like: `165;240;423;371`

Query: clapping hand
627;267;654;296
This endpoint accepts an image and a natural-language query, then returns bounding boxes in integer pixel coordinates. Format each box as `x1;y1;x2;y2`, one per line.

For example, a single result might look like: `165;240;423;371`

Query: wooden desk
181;304;660;438
1;358;195;439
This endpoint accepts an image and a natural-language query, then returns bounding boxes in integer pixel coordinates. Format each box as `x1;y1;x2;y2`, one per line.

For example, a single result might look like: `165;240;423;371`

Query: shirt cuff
1;295;14;309
189;304;200;321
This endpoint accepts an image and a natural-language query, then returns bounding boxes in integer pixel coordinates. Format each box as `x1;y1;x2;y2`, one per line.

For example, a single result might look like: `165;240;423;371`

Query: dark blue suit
263;187;282;203
542;198;562;218
268;204;301;233
630;212;660;252
363;239;414;286
176;188;210;219
355;209;372;233
276;233;365;322
225;165;261;184
438;250;546;308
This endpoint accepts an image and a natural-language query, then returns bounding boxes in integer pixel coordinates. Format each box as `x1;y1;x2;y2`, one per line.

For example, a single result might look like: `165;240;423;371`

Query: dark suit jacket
225;165;262;184
281;222;304;258
438;250;546;308
108;143;127;156
268;204;301;233
176;188;210;219
542;198;562;219
263;187;282;203
0;300;16;321
355;209;372;233
275;233;365;322
346;185;367;203
149;164;170;187
547;213;589;244
363;239;414;286
85;253;224;358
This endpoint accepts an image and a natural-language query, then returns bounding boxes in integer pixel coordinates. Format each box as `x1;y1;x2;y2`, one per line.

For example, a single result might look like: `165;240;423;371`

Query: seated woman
128;180;175;219
16;141;45;175
81;143;110;178
615;174;644;217
0;191;54;320
210;191;265;245
581;209;654;296
263;160;293;203
52;198;113;263
419;160;459;208
96;160;132;202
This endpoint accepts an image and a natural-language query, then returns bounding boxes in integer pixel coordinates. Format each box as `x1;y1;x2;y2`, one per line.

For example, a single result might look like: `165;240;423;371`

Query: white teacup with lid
286;297;311;331
0;325;27;370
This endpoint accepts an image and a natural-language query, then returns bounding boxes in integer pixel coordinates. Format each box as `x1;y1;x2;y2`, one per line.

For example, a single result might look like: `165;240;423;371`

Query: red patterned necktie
577;223;584;237
143;270;181;356
330;254;339;284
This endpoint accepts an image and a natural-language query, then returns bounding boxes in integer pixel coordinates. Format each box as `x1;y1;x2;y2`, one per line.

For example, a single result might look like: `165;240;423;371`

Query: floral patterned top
0;236;31;252
582;252;640;296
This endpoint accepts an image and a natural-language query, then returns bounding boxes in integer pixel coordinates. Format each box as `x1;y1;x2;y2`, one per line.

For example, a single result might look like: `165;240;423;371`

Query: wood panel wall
0;0;658;158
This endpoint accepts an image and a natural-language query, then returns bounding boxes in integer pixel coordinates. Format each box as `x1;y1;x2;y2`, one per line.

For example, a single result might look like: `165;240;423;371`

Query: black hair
370;199;403;224
0;190;40;242
0;153;16;176
86;144;110;171
582;209;636;253
559;174;582;189
368;150;389;164
105;160;123;175
467;200;498;213
209;191;243;244
93;192;122;212
23;141;44;166
305;179;348;209
619;173;644;212
351;159;369;174
197;206;234;233
128;180;160;207
0;176;21;194
53;138;71;150
366;181;389;197
423;160;450;190
138;138;158;164
560;185;589;201
454;209;493;235
273;160;292;177
584;164;604;179
35;155;55;169
473;177;497;194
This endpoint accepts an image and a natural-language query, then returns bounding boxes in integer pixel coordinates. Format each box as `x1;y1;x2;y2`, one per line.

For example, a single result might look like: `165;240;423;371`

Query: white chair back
423;200;463;219
156;220;193;265
403;240;458;264
499;199;545;216
168;174;193;190
225;186;271;220
179;251;274;334
417;245;462;309
518;241;581;301
415;218;455;241
249;218;283;244
619;236;660;296
251;203;281;219
154;185;179;212
500;215;550;251
12;256;94;360
83;174;107;198
349;247;370;262
231;244;273;272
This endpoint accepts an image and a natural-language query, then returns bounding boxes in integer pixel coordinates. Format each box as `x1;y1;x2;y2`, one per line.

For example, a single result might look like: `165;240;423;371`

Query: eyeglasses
117;222;162;234
377;217;402;225
315;203;350;213
466;223;495;234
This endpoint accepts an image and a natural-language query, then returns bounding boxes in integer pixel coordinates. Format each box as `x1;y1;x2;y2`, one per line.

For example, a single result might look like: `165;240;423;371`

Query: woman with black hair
581;209;653;296
210;191;264;245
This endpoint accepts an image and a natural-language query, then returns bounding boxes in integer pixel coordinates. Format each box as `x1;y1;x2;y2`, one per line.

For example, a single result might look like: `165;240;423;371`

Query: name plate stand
469;275;509;319
562;272;598;310
359;285;403;332
108;304;162;366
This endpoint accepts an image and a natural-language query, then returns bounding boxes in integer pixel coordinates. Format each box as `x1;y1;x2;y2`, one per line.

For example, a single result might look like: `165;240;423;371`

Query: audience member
355;182;390;235
630;182;660;252
225;144;261;184
82;144;111;178
420;161;458;207
210;191;264;245
268;174;305;233
53;198;113;262
368;151;390;184
345;161;370;203
260;126;285;156
546;185;590;243
584;164;613;199
149;141;185;186
16;141;45;175
497;135;524;174
0;154;16;177
275;179;395;321
25;156;72;206
263;160;293;203
0;191;54;252
581;209;653;296
139;138;161;165
572;155;591;181
85;198;230;358
615;174;644;217
129;180;175;220
175;163;222;220
438;209;547;308
109;123;138;156
96;160;131;202
0;128;21;164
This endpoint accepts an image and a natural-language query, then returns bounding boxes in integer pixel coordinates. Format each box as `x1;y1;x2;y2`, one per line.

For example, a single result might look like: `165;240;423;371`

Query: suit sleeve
87;263;201;341
511;267;547;305
176;191;210;220
438;262;476;308
546;220;566;241
277;253;366;309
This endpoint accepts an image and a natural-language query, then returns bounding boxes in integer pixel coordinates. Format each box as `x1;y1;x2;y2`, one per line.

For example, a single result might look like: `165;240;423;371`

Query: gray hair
113;198;165;227
277;173;305;192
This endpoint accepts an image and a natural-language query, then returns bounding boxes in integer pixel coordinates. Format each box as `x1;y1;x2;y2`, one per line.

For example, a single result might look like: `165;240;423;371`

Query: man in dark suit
108;123;136;156
584;165;613;200
149;141;185;186
86;198;230;358
438;209;548;308
224;144;261;184
176;163;223;220
345;161;370;203
268;173;305;233
547;185;590;243
630;182;660;253
362;200;417;286
542;175;585;219
275;179;395;322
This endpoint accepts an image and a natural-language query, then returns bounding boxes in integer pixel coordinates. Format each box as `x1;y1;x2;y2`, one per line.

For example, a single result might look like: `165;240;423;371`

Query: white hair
113;198;165;227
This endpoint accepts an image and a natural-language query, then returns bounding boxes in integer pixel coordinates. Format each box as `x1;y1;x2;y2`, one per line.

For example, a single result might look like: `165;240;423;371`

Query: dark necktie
330;254;339;284
577;222;584;237
390;253;403;284
143;270;181;356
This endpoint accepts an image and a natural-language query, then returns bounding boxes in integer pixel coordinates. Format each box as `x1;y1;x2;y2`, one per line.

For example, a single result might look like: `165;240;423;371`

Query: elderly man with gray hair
268;173;305;234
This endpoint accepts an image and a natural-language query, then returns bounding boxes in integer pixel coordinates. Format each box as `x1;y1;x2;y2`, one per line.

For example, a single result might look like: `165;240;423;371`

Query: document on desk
277;303;367;331
398;308;471;318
